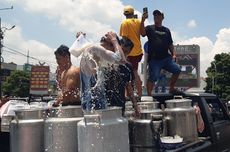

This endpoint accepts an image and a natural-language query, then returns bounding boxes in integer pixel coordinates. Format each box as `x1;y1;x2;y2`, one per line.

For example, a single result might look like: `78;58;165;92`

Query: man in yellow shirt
120;5;143;98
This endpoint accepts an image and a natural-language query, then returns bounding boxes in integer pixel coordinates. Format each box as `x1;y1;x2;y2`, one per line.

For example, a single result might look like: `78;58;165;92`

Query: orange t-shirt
120;18;143;57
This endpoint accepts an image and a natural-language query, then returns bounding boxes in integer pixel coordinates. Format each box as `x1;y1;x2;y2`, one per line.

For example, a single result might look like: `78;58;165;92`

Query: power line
3;45;27;57
2;45;57;71
3;45;57;66
2;49;17;54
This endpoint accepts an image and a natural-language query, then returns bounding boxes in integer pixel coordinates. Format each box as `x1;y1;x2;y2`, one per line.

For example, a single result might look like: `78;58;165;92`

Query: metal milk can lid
141;96;154;102
165;99;192;108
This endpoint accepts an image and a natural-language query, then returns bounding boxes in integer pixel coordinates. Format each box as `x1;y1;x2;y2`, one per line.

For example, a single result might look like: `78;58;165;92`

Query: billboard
30;66;50;95
174;44;200;88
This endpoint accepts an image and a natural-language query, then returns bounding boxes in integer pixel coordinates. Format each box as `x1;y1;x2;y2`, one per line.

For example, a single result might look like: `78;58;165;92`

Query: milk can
78;107;129;152
10;108;48;152
44;105;83;152
137;101;162;119
164;99;198;143
124;101;135;118
129;98;166;152
138;101;159;111
129;114;166;152
1;114;14;132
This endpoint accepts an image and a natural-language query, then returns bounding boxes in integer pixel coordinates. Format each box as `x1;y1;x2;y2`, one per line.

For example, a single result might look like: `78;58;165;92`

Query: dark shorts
127;54;143;70
148;57;181;82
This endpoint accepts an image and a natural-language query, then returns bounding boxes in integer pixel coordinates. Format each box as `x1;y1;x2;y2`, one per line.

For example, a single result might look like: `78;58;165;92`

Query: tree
205;53;230;100
2;70;30;97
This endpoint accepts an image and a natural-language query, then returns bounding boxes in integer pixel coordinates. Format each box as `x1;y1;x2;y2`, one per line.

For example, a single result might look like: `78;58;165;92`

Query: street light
0;6;14;99
0;7;15;98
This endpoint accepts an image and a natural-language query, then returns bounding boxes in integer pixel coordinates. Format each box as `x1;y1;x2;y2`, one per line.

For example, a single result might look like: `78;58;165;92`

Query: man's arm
140;12;148;37
169;44;176;60
108;32;126;63
93;32;126;63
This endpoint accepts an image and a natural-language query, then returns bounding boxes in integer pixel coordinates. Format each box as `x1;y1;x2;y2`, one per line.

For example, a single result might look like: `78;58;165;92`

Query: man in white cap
120;5;143;100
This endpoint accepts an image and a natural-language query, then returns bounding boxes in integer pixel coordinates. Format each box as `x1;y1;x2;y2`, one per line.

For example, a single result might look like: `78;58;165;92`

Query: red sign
30;66;50;95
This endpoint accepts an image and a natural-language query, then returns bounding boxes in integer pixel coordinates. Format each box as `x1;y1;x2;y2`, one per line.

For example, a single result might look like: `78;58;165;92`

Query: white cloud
3;0;230;78
3;0;129;72
213;28;230;55
8;0;125;40
187;19;197;29
3;24;56;71
174;28;230;77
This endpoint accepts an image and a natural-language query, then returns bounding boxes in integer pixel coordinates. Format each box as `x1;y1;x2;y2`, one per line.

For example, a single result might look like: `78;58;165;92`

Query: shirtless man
53;45;81;106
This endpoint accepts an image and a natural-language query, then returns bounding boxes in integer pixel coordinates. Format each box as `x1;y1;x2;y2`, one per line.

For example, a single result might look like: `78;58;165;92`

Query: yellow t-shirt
120;18;143;57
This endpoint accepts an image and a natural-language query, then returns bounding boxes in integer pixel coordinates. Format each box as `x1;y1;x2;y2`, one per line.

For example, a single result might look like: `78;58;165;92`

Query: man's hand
52;96;63;107
105;31;117;42
76;32;86;39
142;12;148;21
52;101;60;107
172;54;177;62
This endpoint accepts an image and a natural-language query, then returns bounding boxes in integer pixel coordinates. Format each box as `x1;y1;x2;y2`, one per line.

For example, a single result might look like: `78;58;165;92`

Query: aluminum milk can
164;99;198;142
1;114;14;132
78;107;129;152
44;105;83;152
10;108;48;152
124;101;135;118
129;114;166;152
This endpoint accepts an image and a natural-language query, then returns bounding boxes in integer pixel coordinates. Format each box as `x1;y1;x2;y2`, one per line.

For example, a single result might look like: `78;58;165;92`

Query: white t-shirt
69;35;121;76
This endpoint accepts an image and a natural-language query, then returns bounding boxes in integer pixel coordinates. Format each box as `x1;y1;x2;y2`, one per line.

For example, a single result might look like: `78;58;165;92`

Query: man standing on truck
140;9;181;96
120;5;143;99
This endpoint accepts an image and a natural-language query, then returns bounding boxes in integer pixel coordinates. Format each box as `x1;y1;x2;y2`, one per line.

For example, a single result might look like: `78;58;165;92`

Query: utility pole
0;6;14;98
0;17;3;98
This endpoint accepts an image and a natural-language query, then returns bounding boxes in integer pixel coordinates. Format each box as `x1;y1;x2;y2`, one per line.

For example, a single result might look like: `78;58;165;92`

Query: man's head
120;37;134;56
100;35;120;52
123;5;134;17
54;45;71;66
153;10;164;18
153;9;164;25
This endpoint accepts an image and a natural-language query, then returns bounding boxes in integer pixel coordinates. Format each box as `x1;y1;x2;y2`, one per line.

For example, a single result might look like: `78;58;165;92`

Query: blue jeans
80;71;107;111
148;57;181;82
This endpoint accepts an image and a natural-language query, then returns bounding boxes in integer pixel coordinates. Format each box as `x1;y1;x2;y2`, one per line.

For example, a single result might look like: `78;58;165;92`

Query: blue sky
1;0;230;76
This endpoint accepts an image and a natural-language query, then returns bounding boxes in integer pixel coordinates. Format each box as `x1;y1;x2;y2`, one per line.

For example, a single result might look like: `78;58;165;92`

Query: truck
1;92;230;152
152;92;230;152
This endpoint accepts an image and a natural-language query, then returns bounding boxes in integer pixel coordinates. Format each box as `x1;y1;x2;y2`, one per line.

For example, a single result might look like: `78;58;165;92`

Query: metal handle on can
84;114;101;126
174;95;183;99
141;105;148;110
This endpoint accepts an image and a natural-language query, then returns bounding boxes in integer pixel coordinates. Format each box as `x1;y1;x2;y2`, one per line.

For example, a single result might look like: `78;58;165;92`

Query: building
1;62;17;81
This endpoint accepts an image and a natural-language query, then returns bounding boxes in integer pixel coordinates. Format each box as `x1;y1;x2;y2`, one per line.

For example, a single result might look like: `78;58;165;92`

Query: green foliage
2;70;30;97
205;52;230;99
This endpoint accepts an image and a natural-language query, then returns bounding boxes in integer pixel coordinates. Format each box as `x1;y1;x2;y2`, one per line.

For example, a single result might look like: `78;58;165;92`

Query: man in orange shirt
120;5;143;99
